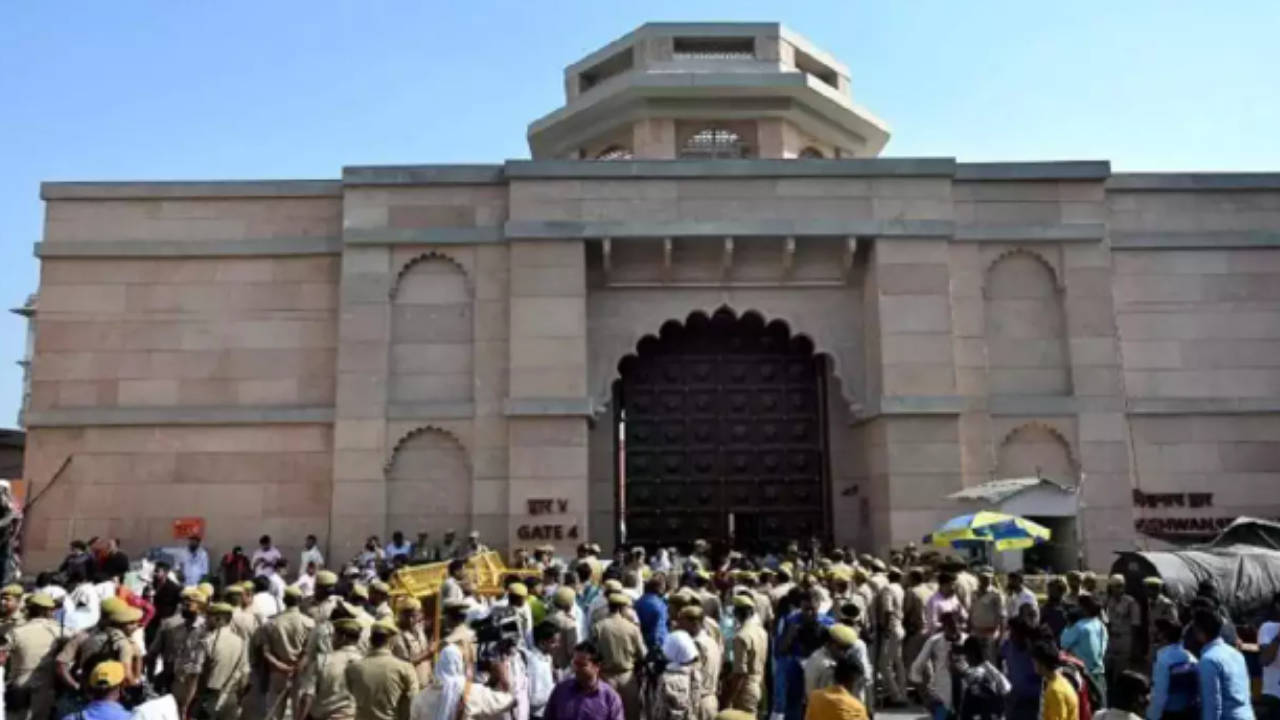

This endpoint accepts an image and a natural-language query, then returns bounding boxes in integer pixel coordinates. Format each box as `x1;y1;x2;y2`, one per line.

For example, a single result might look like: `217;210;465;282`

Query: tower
527;23;890;160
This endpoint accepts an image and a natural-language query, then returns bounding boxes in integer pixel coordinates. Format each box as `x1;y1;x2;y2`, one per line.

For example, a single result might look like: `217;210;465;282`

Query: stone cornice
41;180;341;200
1108;173;1280;191
35;237;343;258
25;406;336;428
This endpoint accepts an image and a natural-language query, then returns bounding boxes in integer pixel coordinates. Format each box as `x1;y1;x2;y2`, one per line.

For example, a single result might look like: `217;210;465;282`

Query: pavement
874;707;929;720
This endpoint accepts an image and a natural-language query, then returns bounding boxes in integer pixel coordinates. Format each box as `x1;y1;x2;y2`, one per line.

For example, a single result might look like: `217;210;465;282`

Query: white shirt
386;542;412;560
1259;622;1280;697
525;648;556;718
252;591;281;620
299;547;324;576
178;547;209;587
267;572;287;604
1006;588;1039;620
410;684;514;720
295;574;316;598
252;547;282;576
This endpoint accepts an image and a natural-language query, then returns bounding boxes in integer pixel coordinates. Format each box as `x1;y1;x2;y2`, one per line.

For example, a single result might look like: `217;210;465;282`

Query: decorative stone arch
383;425;473;539
982;248;1064;296
389;251;473;301
594;305;857;415
798;146;826;159
596;145;634;161
995;421;1080;482
384;424;471;477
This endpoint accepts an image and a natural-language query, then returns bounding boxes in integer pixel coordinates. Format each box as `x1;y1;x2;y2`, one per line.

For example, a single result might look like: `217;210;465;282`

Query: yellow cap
89;661;126;689
852;568;869;582
284;586;303;600
398;597;422;612
110;605;144;625
316;571;339;587
732;595;756;609
351;584;369;600
1143;577;1163;587
553;587;576;608
197;583;215;599
1082;571;1097;581
1;584;23;597
26;592;56;610
222;586;245;598
370;581;390;594
208;602;235;616
1109;574;1126;586
508;583;529;598
180;587;204;601
607;593;632;607
828;624;858;648
100;597;127;616
371;618;399;636
679;605;704;621
1066;571;1082;581
333;618;363;633
603;579;623;592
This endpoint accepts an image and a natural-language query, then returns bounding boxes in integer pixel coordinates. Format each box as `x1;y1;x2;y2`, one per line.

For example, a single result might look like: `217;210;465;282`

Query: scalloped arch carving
384;425;470;476
594;305;856;415
984;248;1062;292
984;249;1071;396
384;425;473;538
995;421;1079;482
389;251;472;301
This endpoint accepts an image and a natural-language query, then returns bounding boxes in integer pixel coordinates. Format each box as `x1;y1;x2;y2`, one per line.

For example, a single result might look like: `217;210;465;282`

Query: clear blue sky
1;1;1277;424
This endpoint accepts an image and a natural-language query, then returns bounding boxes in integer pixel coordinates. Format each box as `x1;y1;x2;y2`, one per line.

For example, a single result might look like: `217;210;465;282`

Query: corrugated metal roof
948;476;1075;503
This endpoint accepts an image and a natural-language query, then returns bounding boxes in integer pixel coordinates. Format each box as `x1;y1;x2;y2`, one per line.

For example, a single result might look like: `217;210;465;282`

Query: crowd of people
0;532;1267;720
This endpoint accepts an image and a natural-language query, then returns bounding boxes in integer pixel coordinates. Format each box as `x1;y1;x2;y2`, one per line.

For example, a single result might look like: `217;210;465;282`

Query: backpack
957;666;1005;720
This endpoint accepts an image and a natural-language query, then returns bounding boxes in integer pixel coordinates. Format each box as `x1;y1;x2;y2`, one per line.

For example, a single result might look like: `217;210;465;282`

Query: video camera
471;605;523;661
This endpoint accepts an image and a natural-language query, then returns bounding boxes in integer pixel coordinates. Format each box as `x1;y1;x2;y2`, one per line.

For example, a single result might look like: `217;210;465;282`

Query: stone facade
19;23;1280;569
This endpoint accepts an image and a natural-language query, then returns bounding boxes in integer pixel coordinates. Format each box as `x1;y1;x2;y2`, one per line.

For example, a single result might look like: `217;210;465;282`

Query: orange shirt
805;685;869;720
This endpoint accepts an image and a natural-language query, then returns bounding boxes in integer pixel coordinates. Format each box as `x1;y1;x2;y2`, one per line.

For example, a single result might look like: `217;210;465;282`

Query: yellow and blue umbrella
924;511;1051;551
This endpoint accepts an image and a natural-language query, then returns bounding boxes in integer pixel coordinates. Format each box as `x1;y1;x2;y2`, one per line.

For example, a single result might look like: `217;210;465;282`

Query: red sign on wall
172;518;205;540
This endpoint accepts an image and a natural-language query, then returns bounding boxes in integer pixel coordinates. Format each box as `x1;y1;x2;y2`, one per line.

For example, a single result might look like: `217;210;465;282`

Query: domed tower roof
527;22;890;161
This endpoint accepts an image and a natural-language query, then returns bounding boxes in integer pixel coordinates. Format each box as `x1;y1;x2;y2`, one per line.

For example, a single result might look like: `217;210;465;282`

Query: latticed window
680;128;749;160
596;146;634;161
798;146;825;159
673;38;755;60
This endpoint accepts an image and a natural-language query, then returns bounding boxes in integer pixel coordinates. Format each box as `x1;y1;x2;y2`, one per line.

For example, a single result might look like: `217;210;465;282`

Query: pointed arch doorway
614;308;831;550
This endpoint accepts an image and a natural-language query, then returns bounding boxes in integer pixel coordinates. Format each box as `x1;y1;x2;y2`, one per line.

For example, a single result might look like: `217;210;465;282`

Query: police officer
262;586;315;720
1105;575;1141;681
297;618;363;720
1144;577;1177;661
723;595;767;714
178;602;248;720
5;592;67;720
970;568;1006;660
0;584;25;639
545;587;580;672
309;571;341;623
56;598;142;703
679;605;720;720
389;598;432;687
344;619;419;720
223;586;260;642
368;583;393;622
149;587;205;695
592;593;646;720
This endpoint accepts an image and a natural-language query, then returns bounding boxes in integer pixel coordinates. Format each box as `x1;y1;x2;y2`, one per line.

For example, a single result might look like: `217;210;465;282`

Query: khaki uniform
1148;595;1178;638
701;617;723;653
344;647;419;720
970;588;1005;662
181;626;249;720
309;596;339;623
546;610;579;671
904;584;931;670
57;627;137;687
729;618;768;713
390;626;432;687
751;590;773;629
232;607;262;642
299;645;363;720
263;607;315;720
593;615;646;720
1106;593;1141;673
691;630;721;720
955;572;978;611
5;617;67;720
152;616;202;693
877;583;908;702
649;668;699;720
699;591;722;625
